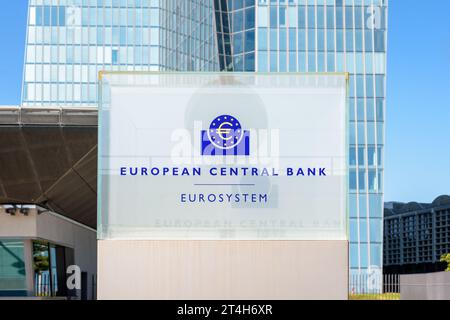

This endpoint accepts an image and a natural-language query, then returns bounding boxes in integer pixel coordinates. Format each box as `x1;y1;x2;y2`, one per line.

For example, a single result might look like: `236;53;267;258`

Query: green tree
441;253;450;272
33;255;49;273
32;241;50;274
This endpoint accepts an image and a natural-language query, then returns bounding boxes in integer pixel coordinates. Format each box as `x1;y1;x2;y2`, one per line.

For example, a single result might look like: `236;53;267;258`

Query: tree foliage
33;255;49;273
441;253;450;272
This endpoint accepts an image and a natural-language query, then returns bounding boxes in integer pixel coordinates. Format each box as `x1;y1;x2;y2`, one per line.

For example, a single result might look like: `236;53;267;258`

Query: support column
23;239;34;297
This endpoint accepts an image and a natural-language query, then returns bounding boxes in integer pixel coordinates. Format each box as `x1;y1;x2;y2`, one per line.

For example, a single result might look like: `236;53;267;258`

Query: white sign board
98;73;348;240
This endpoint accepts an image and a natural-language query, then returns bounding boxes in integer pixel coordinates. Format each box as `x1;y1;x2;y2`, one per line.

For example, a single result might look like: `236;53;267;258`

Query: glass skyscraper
22;0;219;106
217;0;388;288
237;0;388;287
22;0;388;290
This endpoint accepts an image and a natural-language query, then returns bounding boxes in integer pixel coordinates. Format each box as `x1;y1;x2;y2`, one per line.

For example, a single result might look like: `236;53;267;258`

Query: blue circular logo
207;115;244;150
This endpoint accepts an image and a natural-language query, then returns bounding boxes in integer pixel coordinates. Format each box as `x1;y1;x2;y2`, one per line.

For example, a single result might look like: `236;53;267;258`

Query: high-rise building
22;0;388;287
22;0;219;106
384;196;450;275
214;0;388;284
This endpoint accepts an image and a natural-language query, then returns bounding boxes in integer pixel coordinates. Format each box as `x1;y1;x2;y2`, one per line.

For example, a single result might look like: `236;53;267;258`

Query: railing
349;274;400;300
34;273;57;297
35;271;97;300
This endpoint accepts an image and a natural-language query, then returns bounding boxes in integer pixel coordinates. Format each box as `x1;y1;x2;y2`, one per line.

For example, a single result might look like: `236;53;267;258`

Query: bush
441;253;450;272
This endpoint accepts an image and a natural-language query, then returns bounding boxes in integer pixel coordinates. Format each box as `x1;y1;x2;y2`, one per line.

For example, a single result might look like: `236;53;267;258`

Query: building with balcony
384;196;450;274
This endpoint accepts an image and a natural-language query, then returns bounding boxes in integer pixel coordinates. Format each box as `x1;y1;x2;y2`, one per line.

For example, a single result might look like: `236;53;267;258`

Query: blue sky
0;1;28;105
0;1;449;203
386;0;450;202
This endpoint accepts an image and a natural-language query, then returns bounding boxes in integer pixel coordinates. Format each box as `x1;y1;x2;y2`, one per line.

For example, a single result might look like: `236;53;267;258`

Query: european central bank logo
201;115;250;156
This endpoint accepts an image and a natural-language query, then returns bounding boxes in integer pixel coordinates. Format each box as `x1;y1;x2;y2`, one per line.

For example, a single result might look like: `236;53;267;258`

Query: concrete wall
0;208;97;298
23;240;34;296
401;272;450;300
98;240;348;300
0;209;37;238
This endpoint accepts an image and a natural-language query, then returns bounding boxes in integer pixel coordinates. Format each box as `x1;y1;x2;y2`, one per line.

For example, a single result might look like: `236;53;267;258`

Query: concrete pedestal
98;240;348;300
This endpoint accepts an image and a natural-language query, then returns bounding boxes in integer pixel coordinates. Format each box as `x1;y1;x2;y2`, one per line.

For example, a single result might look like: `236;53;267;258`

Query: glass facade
214;0;388;283
213;0;257;71
22;0;219;106
0;240;27;296
251;0;387;282
23;0;388;289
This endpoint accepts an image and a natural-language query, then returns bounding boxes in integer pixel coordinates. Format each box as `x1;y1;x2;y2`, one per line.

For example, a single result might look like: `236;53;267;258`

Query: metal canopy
0;107;98;228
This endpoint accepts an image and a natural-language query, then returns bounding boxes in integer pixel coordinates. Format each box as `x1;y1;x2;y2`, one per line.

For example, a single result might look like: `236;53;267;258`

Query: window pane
270;7;277;27
0;240;26;291
245;7;255;30
258;28;268;50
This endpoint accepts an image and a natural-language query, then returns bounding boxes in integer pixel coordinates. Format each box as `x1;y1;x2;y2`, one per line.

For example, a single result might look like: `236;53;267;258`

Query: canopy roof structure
0;106;98;228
